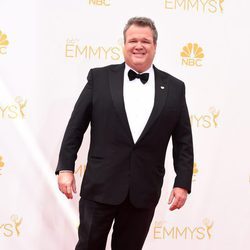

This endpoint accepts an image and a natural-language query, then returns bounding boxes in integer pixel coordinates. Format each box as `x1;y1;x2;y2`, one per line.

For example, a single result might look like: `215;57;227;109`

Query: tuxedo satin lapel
136;66;168;144
109;63;134;143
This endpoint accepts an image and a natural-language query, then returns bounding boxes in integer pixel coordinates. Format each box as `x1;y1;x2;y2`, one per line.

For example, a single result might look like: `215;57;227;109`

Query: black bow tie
128;69;149;84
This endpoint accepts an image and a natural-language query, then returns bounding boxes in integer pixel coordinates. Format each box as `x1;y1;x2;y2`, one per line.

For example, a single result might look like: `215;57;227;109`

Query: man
56;17;193;250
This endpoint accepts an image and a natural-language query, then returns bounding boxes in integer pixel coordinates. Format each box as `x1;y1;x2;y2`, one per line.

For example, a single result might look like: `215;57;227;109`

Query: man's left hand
168;187;188;211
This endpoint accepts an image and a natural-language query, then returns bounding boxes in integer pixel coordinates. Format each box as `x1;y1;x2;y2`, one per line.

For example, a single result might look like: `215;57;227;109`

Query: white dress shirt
60;65;155;173
123;64;155;143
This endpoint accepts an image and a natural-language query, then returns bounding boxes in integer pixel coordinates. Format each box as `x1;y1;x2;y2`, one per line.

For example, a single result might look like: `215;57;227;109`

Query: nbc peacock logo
0;30;9;55
181;43;204;67
0;155;5;175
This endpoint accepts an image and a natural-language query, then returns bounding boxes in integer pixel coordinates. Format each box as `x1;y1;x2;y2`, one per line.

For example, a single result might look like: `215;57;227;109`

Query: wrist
59;170;73;173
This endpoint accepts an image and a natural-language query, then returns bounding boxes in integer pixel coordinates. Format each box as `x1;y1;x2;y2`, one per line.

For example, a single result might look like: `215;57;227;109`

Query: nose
135;42;143;49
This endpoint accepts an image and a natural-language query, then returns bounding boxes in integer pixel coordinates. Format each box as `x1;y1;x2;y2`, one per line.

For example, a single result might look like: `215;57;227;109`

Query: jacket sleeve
172;83;194;193
55;70;93;174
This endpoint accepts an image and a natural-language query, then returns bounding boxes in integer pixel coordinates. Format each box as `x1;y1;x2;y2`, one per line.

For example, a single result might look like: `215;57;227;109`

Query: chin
132;60;145;66
132;65;147;73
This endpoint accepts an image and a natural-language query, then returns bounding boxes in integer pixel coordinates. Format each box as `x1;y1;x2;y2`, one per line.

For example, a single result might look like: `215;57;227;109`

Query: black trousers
75;195;155;250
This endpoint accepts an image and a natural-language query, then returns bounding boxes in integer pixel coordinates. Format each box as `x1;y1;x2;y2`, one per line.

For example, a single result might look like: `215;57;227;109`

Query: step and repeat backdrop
1;0;250;249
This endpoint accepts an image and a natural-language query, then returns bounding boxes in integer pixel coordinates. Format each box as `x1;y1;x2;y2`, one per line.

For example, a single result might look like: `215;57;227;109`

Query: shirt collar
125;64;153;80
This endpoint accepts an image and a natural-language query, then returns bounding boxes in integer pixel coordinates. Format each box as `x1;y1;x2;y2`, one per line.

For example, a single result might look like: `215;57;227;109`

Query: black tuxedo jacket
56;63;193;208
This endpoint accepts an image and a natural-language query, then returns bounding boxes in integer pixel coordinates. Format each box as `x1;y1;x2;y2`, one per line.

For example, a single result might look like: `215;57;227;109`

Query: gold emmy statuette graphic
190;107;220;128
11;215;23;236
219;0;224;13
15;96;27;119
193;162;198;181
75;164;87;177
209;107;220;128
203;218;213;239
0;155;5;175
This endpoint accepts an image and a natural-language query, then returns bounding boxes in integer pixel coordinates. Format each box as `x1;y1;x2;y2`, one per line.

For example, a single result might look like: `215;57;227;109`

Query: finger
168;190;174;204
58;184;71;198
57;173;75;199
66;186;73;199
72;180;77;194
169;193;183;211
64;190;72;199
169;199;179;211
59;184;67;194
178;197;187;209
58;179;67;193
58;179;64;191
66;192;73;199
174;195;187;210
66;186;72;194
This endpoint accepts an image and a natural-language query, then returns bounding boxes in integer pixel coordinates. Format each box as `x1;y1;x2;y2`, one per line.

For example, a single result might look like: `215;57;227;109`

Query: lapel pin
160;86;165;89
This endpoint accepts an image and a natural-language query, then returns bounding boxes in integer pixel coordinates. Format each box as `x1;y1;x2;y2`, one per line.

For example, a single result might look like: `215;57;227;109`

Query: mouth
133;52;145;57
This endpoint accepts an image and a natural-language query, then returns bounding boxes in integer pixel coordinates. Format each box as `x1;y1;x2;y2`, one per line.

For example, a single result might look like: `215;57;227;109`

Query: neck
125;63;152;73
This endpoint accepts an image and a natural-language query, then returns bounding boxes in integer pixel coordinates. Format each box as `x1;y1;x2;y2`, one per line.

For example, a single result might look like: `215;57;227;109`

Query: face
123;24;157;73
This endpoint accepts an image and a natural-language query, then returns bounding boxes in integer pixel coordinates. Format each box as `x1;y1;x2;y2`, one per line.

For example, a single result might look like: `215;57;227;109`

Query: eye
129;40;137;43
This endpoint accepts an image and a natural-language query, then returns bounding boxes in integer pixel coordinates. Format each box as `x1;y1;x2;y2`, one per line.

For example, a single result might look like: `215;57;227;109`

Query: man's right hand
58;172;77;199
